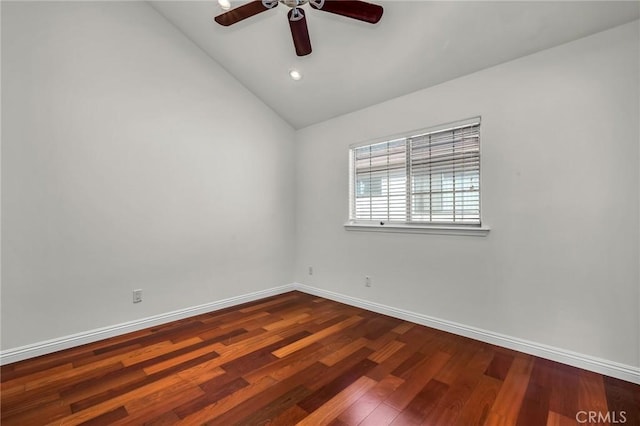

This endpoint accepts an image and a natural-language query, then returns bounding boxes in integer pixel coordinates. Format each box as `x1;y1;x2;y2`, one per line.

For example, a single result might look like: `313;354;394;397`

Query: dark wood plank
390;379;449;425
515;380;551;426
173;375;249;418
484;351;514;381
268;404;309;425
233;385;311;425
78;405;128;425
1;399;72;426
142;410;181;426
297;357;377;413
604;375;640;426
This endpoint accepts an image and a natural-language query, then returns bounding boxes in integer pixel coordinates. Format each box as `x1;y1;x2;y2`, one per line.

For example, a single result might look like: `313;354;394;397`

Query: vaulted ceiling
150;1;639;129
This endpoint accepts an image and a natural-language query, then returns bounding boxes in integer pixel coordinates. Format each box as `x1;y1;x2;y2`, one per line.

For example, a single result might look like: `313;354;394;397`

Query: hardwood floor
1;291;638;425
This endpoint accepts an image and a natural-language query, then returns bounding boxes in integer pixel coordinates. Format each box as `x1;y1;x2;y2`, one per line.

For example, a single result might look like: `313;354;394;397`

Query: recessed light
289;69;303;81
218;0;231;11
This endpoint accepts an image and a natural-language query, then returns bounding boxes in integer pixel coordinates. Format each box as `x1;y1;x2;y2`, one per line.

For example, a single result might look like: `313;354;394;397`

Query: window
348;117;483;232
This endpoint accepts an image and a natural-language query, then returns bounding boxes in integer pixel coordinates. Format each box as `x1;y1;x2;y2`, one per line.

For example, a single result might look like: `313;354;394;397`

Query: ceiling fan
214;0;384;57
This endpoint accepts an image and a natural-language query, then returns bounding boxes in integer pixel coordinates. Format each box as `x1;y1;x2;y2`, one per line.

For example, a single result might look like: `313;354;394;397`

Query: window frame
345;117;490;236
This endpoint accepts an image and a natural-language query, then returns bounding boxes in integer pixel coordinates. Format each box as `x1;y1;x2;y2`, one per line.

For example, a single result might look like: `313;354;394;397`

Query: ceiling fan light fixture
289;68;303;81
218;0;231;11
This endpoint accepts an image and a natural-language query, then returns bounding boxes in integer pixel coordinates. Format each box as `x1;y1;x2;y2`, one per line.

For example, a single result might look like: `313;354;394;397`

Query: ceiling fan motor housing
280;0;309;8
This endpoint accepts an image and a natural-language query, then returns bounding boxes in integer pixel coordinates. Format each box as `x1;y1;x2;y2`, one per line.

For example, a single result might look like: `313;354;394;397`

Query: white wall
1;1;295;350
294;21;640;368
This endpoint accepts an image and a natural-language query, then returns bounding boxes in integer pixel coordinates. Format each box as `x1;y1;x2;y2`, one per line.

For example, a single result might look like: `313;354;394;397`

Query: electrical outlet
365;276;371;287
133;289;142;304
308;266;313;275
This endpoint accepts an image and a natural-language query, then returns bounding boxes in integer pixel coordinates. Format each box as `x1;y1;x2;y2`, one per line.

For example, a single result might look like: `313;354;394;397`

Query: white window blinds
350;118;481;226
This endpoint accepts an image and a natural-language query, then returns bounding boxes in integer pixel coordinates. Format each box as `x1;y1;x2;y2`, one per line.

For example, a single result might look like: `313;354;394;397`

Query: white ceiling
150;1;639;129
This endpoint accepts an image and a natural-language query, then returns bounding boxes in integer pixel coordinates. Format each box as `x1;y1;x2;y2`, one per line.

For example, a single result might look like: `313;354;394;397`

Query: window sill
343;222;490;236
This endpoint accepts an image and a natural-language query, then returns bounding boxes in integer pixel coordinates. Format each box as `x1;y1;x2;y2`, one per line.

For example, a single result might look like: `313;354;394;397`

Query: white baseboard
2;282;638;385
0;284;296;365
293;283;640;385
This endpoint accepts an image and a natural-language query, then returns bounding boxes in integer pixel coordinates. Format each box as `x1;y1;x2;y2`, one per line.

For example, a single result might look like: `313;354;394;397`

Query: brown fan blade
288;8;312;57
309;0;383;24
214;0;278;26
